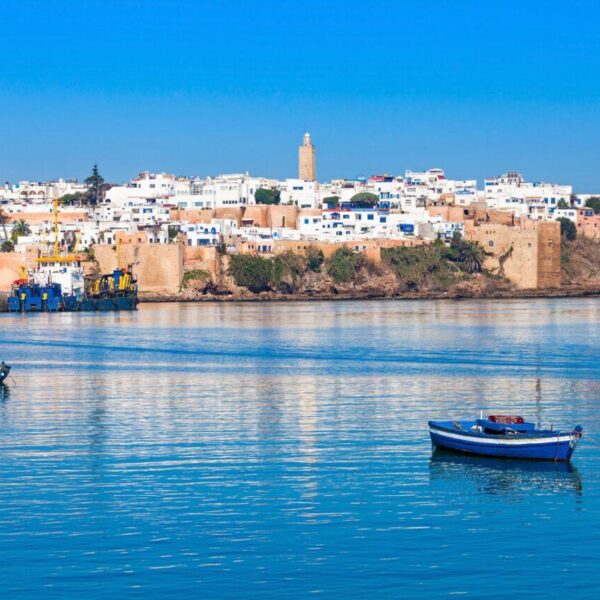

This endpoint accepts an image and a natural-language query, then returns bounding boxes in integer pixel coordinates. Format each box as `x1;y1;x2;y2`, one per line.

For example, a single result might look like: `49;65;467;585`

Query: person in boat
0;361;10;384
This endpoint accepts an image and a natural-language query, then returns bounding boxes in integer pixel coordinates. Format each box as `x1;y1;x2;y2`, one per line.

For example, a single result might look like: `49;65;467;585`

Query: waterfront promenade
1;299;599;598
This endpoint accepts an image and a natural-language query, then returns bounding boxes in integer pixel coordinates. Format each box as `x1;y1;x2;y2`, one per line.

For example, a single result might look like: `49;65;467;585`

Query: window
367;214;374;220
488;240;494;248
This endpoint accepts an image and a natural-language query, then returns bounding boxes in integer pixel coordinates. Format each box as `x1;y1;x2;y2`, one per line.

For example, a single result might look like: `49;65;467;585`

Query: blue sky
1;0;600;190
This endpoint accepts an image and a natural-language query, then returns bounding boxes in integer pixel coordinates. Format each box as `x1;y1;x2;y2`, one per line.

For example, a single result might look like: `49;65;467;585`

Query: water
0;299;599;599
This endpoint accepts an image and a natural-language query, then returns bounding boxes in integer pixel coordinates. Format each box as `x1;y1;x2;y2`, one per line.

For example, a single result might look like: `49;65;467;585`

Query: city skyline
2;1;600;189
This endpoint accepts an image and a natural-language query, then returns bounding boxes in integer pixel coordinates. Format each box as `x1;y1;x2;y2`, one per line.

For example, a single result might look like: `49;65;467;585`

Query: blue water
1;299;599;599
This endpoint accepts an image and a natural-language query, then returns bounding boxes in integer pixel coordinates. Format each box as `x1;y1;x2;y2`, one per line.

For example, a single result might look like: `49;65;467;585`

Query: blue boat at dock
7;268;138;313
429;415;583;461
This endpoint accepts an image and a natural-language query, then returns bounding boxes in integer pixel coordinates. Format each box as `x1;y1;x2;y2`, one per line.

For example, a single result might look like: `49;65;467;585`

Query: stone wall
170;205;299;229
0;246;41;291
273;238;423;264
428;205;516;226
94;242;184;293
465;220;560;289
183;246;219;276
2;211;88;224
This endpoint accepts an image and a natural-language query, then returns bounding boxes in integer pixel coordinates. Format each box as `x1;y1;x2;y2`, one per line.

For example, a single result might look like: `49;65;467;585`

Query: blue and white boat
428;415;583;461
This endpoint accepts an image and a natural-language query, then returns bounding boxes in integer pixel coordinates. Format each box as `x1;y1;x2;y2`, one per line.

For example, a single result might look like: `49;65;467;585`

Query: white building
484;171;573;219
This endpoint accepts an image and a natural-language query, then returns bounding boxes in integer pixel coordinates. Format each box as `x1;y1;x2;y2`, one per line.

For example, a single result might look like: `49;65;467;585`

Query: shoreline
138;285;600;304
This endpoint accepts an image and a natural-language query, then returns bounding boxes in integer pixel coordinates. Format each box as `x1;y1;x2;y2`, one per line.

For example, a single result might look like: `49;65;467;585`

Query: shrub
349;192;378;209
1;240;15;252
382;245;459;290
272;251;306;293
558;217;577;241
306;246;325;272
327;247;364;283
323;196;340;208
229;255;273;292
585;197;600;213
255;188;281;205
181;269;211;289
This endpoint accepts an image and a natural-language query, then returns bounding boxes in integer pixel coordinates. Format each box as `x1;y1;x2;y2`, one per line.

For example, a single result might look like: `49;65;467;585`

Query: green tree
558;217;577;241
326;247;364;283
306;246;325;272
349;192;379;209
585;197;600;213
557;199;570;209
85;163;105;205
254;188;281;205
1;240;15;252
11;219;31;242
229;254;273;292
60;192;87;206
168;224;181;242
457;241;485;274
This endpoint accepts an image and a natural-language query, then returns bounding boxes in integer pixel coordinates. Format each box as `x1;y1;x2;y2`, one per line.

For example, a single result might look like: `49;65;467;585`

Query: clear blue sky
1;0;600;190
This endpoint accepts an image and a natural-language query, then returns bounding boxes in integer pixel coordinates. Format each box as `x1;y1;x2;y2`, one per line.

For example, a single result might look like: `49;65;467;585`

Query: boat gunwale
428;420;574;443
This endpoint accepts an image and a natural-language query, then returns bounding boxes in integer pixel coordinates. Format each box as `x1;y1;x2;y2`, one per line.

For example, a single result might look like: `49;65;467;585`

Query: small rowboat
428;415;583;462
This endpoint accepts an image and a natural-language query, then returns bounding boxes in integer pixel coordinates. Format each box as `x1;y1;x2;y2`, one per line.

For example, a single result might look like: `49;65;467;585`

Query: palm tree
0;208;8;242
459;241;485;274
11;219;31;243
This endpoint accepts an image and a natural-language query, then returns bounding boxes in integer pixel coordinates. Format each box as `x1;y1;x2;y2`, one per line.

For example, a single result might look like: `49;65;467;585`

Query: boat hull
429;424;579;461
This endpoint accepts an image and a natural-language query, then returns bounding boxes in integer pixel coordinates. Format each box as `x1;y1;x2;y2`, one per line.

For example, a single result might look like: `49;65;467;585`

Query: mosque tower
298;132;316;181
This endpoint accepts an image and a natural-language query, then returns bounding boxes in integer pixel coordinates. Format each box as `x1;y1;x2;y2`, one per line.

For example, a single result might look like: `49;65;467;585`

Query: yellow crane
37;198;79;264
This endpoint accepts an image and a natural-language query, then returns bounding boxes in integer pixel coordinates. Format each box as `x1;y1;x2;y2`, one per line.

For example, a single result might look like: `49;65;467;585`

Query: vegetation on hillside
561;237;600;284
327;247;365;283
382;236;487;291
557;217;577;241
228;237;490;295
229;255;274;292
181;269;212;290
306;246;324;272
229;246;370;293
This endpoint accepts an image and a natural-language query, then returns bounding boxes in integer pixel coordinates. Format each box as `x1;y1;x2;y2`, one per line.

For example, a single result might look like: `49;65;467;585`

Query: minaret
298;132;316;181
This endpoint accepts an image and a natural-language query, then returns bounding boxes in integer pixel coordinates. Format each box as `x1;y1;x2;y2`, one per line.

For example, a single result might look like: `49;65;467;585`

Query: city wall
0;247;42;291
2;212;89;224
93;242;184;293
170;205;299;229
464;220;560;289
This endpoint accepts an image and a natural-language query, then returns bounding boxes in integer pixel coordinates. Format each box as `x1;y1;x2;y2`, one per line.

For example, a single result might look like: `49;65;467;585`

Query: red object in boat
12;278;28;286
488;415;525;424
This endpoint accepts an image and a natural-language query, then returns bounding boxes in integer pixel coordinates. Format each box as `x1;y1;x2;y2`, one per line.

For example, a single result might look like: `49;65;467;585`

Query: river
1;299;599;598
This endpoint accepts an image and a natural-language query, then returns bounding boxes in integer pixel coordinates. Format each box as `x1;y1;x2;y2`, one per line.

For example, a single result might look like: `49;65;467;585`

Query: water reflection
429;449;583;497
0;299;599;598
